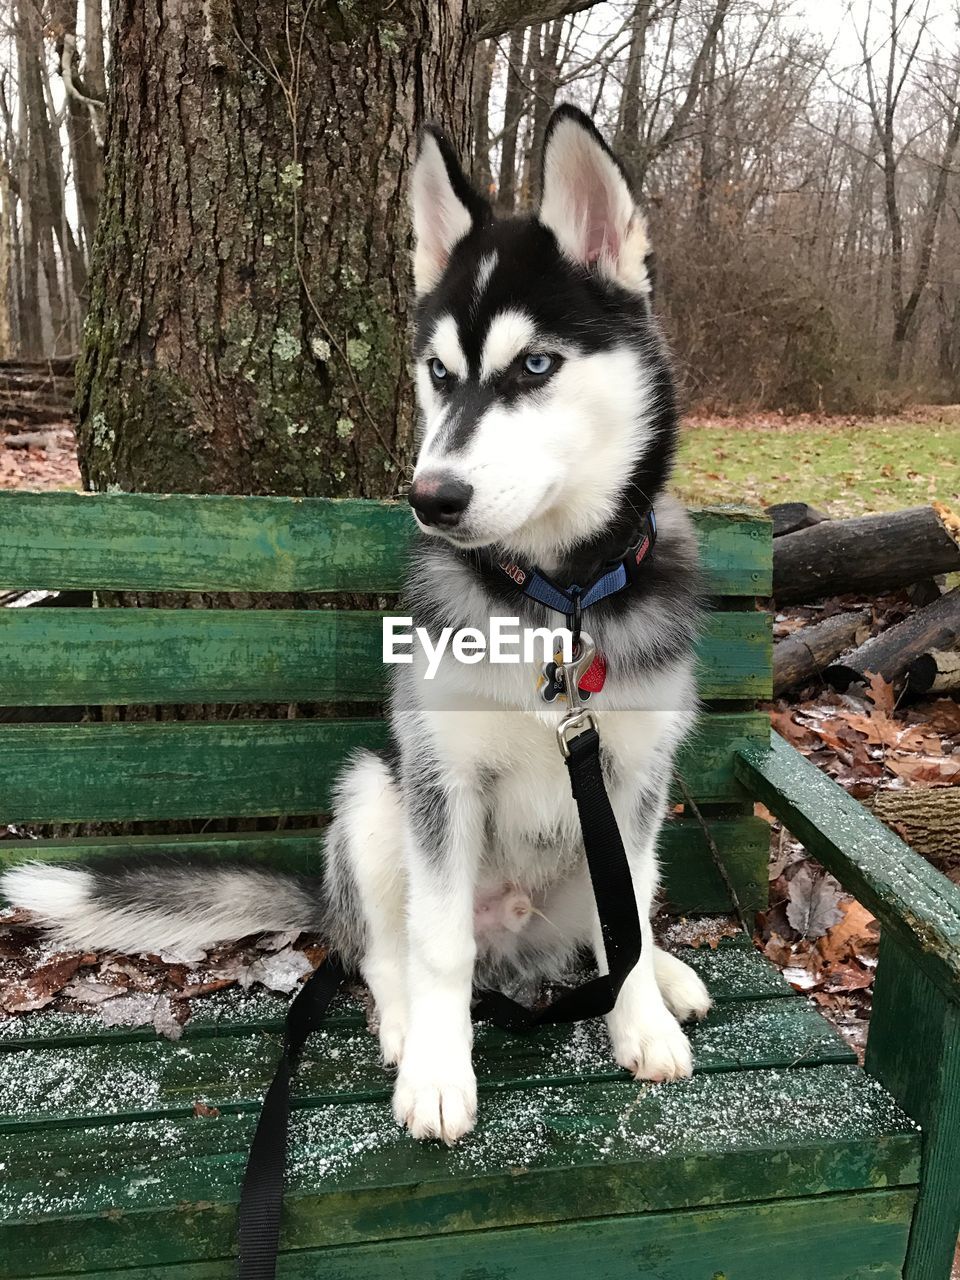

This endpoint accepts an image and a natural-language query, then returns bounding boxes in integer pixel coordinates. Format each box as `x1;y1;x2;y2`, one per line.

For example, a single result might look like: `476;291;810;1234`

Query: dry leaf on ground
785;864;844;939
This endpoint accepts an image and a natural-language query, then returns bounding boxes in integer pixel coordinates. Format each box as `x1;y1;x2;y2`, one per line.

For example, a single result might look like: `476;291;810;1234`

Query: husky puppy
3;105;710;1144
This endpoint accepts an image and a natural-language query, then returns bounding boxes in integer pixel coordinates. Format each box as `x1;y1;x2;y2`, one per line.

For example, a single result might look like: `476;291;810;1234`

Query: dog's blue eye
429;358;448;380
524;353;553;375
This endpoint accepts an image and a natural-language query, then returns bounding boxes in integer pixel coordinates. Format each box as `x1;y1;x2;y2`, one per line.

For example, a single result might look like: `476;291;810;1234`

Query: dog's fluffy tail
1;860;325;957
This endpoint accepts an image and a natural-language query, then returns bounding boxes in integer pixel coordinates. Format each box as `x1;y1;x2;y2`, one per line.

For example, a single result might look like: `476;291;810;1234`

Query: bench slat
0;608;772;705
23;1192;916;1280
0;1066;918;1275
0;713;767;822
0;995;854;1131
0;814;771;917
0;493;771;595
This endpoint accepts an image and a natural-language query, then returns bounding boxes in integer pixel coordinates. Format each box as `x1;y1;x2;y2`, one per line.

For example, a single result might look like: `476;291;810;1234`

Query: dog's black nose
408;473;473;528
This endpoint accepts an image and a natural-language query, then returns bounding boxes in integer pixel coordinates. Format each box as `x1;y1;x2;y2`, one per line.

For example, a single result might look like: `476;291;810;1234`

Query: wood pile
770;502;960;698
0;357;76;432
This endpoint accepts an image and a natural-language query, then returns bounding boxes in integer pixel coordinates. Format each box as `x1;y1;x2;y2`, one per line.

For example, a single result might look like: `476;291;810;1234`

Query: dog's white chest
420;693;677;880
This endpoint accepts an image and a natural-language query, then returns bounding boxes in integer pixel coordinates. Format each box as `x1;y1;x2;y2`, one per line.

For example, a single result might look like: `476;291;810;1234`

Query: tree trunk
825;586;960;691
0;176;11;359
13;1;42;358
773;506;960;604
472;38;496;198
13;0;88;356
521;17;564;204
83;0;107;100
76;2;479;498
614;1;651;178
497;27;527;213
886;316;907;382
49;0;106;262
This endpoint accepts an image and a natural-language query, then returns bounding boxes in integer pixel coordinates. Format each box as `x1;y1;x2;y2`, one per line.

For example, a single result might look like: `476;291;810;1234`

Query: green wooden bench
0;491;957;1280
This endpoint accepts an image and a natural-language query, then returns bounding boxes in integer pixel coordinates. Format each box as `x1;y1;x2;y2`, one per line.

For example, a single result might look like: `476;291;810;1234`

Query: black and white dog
3;106;710;1144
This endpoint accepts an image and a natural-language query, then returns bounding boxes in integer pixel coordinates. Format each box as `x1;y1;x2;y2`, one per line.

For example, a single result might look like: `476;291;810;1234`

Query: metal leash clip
556;629;598;759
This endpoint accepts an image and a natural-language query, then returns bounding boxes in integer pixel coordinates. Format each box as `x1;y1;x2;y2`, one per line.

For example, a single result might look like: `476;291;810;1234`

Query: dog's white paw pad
392;1071;477;1144
610;1012;694;1083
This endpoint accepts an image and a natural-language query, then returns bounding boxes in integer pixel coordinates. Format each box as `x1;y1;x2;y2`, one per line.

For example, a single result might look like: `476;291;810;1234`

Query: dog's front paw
653;947;712;1023
608;1003;694;1083
392;1049;477;1144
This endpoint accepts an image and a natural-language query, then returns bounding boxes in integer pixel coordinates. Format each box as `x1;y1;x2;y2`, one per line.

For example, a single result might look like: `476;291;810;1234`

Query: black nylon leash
472;727;641;1029
236;728;642;1279
236;954;346;1279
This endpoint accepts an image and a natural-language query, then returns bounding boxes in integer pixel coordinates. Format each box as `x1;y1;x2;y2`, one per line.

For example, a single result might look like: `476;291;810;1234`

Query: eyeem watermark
383;617;574;680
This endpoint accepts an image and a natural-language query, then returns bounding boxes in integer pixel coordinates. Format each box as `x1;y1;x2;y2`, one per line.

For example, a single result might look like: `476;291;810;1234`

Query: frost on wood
0;1064;918;1225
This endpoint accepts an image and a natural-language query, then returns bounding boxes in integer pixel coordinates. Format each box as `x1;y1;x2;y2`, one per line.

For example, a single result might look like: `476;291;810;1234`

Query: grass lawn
673;407;960;516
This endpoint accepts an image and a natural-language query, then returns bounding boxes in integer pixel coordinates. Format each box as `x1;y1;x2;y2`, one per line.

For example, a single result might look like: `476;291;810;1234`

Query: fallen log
867;788;960;865
4;430;64;449
773;608;870;695
0;395;74;427
767;502;829;538
908;647;960;694
825;585;960;690
773;505;960;604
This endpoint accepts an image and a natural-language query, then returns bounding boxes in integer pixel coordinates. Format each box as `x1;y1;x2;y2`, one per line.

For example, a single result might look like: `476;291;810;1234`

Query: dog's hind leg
325;752;409;1066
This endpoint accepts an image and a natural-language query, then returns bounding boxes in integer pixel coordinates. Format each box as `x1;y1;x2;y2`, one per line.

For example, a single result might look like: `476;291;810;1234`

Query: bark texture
825;586;960;692
773;609;870;696
773;507;960;604
868;788;960;866
76;1;479;497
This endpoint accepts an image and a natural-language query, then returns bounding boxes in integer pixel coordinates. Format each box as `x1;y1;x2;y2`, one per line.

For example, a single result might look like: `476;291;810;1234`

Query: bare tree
497;26;530;210
520;16;566;201
48;0;106;261
1;0;959;405
472;38;497;198
614;0;733;190
858;0;960;378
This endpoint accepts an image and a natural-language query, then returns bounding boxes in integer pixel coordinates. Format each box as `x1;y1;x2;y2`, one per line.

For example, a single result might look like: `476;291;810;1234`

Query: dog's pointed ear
538;104;651;296
410;127;488;297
